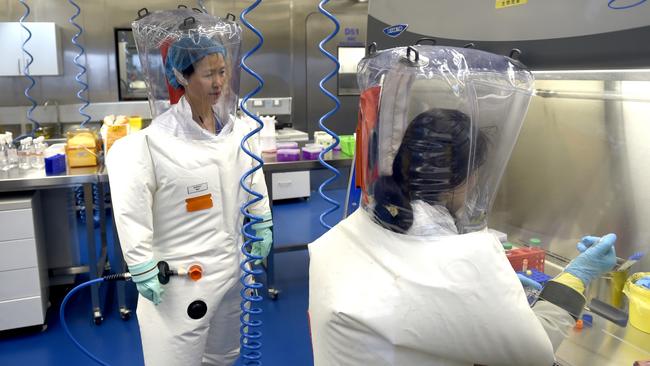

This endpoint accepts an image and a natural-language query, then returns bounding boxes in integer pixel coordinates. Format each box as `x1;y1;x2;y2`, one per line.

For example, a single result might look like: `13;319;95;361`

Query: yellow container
66;129;99;167
105;124;129;152
623;272;650;333
129;116;143;132
610;270;628;308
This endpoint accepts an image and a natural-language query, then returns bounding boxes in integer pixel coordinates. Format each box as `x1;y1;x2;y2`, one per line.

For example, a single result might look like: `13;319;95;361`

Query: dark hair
372;176;413;233
372;108;488;233
394;108;488;203
178;64;195;88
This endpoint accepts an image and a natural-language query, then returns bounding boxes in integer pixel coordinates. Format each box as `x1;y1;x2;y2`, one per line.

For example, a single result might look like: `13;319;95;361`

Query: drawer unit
0;238;38;271
271;171;311;200
0;267;40;301
0;297;45;331
0;209;35;241
0;193;48;331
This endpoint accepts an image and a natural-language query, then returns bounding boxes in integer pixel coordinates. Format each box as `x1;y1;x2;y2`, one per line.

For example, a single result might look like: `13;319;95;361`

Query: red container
506;247;545;272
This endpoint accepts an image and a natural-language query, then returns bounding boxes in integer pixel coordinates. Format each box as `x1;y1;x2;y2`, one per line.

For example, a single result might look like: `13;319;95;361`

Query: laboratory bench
0;165;114;325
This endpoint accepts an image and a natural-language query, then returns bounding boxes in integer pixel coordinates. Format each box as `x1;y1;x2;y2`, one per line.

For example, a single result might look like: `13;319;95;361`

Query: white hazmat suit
309;207;574;366
107;96;269;365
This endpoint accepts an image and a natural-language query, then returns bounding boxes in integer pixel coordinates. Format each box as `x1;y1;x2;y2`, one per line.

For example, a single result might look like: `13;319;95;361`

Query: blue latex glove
251;212;273;265
129;260;165;305
565;233;617;287
518;273;543;291
637;276;650;289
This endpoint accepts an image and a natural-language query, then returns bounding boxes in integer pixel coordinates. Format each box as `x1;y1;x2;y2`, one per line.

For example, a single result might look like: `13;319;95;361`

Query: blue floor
0;188;348;366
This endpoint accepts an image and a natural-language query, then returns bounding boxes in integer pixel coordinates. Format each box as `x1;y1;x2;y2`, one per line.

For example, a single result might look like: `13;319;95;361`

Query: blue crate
517;268;552;286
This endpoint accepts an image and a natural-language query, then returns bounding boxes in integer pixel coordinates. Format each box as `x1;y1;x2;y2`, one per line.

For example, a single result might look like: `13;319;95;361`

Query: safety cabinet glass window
115;29;147;101
338;46;365;96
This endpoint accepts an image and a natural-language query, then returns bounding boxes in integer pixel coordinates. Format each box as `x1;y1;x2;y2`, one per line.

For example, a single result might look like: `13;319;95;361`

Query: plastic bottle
31;136;46;169
0;135;9;171
18;137;33;170
259;115;277;153
30;137;40;168
5;132;18;169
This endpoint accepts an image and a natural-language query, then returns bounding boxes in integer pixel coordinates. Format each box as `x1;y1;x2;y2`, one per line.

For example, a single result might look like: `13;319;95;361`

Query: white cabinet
271;171;311;200
0;23;23;76
0;22;62;76
0;193;48;331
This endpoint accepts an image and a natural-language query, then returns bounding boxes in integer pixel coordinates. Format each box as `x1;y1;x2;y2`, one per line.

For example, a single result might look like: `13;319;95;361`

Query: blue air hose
316;0;341;230
18;0;40;134
239;1;265;365
68;0;91;127
608;0;647;9
60;274;130;366
69;0;96;226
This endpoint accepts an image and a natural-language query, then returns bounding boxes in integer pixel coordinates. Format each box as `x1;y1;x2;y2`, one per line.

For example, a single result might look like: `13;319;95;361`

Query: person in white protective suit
308;45;617;366
106;9;272;366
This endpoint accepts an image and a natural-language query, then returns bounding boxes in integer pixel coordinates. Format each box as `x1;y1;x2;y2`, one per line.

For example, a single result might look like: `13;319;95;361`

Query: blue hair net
165;35;227;89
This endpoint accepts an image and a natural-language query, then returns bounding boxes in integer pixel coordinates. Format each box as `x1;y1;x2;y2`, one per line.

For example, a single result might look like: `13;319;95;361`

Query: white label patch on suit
187;182;208;195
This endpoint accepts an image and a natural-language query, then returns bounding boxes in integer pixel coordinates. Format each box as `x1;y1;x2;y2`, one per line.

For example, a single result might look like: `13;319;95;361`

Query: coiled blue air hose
238;1;265;365
316;0;341;230
18;0;40;134
68;0;91;127
69;0;98;226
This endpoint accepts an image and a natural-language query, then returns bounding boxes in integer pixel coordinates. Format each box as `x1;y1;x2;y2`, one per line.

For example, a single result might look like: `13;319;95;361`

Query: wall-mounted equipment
0;22;62;77
114;28;147;101
337;45;365;95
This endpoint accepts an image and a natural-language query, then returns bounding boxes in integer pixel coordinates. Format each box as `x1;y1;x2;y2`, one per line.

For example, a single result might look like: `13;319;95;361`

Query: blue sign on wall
383;24;408;38
345;27;360;42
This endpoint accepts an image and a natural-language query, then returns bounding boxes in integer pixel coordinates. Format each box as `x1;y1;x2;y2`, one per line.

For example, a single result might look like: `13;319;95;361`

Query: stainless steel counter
556;312;650;366
0;166;101;192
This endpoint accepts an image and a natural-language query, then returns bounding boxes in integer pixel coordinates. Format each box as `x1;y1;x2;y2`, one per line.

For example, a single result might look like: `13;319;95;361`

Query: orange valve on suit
188;264;203;281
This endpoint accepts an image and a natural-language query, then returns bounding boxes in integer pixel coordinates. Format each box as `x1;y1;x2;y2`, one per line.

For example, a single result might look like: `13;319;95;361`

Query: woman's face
185;53;227;106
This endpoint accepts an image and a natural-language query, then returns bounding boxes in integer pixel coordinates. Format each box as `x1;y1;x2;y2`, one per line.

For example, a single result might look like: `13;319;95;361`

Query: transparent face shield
131;9;242;126
357;46;535;234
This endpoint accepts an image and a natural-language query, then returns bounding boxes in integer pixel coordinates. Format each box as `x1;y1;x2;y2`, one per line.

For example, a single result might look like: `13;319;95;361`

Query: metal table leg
83;183;103;325
97;183;109;273
111;206;131;320
96;183;109;281
263;171;278;300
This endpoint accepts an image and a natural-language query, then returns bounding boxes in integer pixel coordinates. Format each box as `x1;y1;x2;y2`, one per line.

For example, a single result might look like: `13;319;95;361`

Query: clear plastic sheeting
131;8;242;120
356;45;534;234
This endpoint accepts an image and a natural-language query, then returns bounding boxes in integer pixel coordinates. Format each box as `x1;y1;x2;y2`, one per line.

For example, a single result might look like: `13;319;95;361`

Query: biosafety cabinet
0;193;49;331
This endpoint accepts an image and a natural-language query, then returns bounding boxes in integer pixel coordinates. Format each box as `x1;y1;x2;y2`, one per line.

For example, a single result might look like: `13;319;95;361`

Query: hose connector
102;272;131;281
